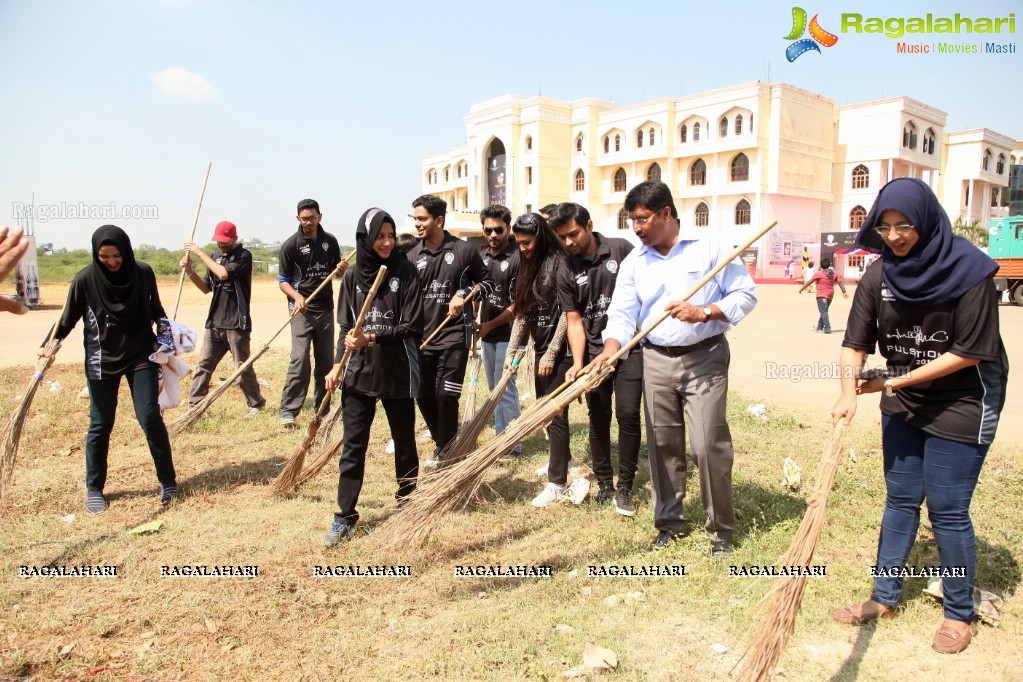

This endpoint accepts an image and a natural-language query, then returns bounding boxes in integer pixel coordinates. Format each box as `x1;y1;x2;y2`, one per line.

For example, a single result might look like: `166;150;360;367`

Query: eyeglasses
483;226;505;235
874;223;916;236
627;209;662;229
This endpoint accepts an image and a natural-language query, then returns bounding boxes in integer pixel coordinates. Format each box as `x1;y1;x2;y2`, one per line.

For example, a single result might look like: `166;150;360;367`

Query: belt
644;334;723;357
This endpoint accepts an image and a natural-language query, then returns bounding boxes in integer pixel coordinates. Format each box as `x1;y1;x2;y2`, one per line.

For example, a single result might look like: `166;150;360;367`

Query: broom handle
318;265;390;415
172;161;213;320
419;284;481;351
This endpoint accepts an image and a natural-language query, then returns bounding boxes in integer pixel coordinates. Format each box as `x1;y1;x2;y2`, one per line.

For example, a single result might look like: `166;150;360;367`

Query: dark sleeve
334;270;356;363
466;247;495;297
278;240;294;281
950;278;1002;362
841;267;879;353
556;261;578;313
224;250;251;281
53;274;87;341
147;266;167;322
378;267;424;344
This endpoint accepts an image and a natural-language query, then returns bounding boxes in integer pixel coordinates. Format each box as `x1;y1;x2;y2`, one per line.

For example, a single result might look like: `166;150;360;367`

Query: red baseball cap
212;221;238;243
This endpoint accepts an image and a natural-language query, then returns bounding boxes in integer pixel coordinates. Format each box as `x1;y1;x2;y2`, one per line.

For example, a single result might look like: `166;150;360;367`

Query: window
735;114;743;135
730;153;749;182
983;149;991;172
636;130;643;148
526;166;533;185
690;158;706;186
925;128;936;155
647;162;661;182
614;134;620;152
618;207;629;230
649;127;655;146
525;135;532;152
903;122;918;149
613;167;627;192
576;135;584;153
720;117;728;137
735;199;751;225
851;164;869;189
680;124;687;143
574;169;585;192
997;154;1006;175
695;202;709;227
525;204;532;214
693;122;701;141
603;136;610;154
444;168;449;182
849;205;867;230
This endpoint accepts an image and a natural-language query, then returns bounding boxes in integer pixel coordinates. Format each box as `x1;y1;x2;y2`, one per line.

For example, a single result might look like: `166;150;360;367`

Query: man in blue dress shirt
589;181;757;555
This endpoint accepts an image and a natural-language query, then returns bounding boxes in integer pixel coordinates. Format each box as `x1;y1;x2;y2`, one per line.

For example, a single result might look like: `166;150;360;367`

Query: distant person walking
799;256;847;333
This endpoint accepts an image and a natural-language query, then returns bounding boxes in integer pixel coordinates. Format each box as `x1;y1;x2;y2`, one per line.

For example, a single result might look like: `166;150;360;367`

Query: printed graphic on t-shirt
884;325;949;365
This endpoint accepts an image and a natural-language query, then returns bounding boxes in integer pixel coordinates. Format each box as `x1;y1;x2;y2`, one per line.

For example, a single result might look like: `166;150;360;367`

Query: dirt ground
6;279;1022;442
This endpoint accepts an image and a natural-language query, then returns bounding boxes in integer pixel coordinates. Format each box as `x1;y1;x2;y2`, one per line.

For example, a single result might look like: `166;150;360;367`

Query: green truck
989;216;1023;305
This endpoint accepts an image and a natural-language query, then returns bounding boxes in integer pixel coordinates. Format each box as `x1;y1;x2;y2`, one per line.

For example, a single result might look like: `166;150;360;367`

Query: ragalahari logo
784;7;839;61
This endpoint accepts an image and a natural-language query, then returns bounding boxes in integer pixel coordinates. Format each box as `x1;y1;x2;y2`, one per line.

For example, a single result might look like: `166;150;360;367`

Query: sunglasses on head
483;226;505;235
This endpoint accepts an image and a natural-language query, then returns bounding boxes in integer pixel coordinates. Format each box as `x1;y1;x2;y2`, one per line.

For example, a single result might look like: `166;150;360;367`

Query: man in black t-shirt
408;194;495;466
181;221;266;416
277;199;347;427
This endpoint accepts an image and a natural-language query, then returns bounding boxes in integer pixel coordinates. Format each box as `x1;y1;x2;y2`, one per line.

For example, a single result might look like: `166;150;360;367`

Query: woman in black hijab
53;225;177;513
830;179;1007;654
321;209;423;546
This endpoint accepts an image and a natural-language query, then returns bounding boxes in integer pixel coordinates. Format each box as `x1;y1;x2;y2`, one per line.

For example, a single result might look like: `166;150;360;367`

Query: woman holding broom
48;225;178;513
322;208;424;546
831;178;1007;654
501;213;579;507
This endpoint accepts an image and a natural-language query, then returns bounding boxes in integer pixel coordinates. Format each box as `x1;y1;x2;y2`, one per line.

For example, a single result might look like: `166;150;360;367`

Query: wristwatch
884;377;894;397
702;306;713;323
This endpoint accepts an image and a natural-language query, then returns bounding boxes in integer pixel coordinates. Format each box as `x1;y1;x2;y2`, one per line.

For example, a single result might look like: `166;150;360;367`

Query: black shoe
645;529;685;552
614;486;636;517
711;539;733;558
595;486;615;505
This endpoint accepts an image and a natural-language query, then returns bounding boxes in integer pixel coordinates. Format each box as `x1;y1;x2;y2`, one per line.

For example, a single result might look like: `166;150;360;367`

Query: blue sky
0;0;1019;250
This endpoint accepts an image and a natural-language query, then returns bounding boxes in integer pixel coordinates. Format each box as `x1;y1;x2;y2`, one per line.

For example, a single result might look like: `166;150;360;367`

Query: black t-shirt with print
480;241;519;343
205;245;253;331
556;233;634;360
843;261;1007;444
278;226;342;315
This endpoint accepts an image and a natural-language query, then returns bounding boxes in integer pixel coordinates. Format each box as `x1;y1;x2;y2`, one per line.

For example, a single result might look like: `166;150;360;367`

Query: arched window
983;149;991;172
680;124;687;143
647;162;661;182
444;168;449;182
693;122;701;141
603;136;610;154
525;135;532;152
695;202;709;227
735;199;751;225
613;167;627;192
730;153;749;182
735;114;743;135
574;169;585;192
851;164;869;189
576;135;584;153
903;122;918;149
720;117;728;137
636;130;643;148
925;128;936;155
649;127;655;146
618;207;629;231
614;134;621;152
690;158;706;186
849;206;867;230
997;154;1006;175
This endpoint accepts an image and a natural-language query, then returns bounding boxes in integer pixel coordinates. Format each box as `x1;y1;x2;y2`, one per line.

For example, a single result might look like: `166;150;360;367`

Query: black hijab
354;208;401;290
855;178;998;305
84;225;150;330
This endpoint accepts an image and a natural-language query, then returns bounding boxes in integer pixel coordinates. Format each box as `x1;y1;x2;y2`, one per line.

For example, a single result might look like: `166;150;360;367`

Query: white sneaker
535;463;549;477
531;482;568;508
567;477;590;505
385;439;395;454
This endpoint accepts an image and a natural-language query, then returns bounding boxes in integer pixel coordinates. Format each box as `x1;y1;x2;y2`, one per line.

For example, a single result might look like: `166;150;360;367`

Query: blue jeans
871;415;988;622
481;339;521;452
815;297;832;333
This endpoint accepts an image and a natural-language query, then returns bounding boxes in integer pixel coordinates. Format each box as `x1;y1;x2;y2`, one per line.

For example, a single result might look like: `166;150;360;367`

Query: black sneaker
86;490;108;514
159;484;179;505
614;487;636;517
323;520;355;546
595;486;615;505
711;539;733;559
645;529;685;552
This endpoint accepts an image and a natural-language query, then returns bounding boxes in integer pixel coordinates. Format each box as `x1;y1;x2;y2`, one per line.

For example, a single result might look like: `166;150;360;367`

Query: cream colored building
422;81;1017;277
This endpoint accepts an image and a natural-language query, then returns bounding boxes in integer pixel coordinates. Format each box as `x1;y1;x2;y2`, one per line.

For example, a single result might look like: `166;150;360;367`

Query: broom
734;421;847;682
269;265;389;494
370;219;779;551
171;161;213;320
167;250;356;437
460;331;483;427
441;353;521;466
0;310;65;500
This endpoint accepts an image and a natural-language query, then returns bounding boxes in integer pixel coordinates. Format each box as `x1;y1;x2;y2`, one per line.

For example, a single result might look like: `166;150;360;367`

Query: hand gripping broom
370;219;779;551
269;265;388;494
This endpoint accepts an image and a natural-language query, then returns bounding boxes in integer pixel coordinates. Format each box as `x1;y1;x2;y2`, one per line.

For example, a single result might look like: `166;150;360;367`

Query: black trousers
535;351;573;486
85;363;176;492
417;346;468;455
335;390;419;525
585;350;643;490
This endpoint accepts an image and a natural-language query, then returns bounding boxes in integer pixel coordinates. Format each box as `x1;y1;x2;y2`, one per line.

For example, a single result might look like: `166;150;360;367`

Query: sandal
931;620;978;654
830;601;896;625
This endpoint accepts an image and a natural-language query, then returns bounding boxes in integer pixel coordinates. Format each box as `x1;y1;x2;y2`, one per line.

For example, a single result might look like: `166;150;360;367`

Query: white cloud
151;67;217;100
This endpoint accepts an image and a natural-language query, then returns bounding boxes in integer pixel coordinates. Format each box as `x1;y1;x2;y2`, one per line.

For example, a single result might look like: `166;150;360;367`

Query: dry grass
1;350;1021;681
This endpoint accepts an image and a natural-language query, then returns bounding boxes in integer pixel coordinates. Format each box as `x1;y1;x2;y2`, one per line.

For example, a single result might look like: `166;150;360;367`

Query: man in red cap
180;221;266;417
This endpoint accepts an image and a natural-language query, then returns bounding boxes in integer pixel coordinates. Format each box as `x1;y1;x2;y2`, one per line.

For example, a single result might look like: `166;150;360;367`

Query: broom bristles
460;350;483;426
734;422;846;682
290;431;346;488
316;400;344;446
441;365;515;466
269;400;330;495
0;342;61;500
